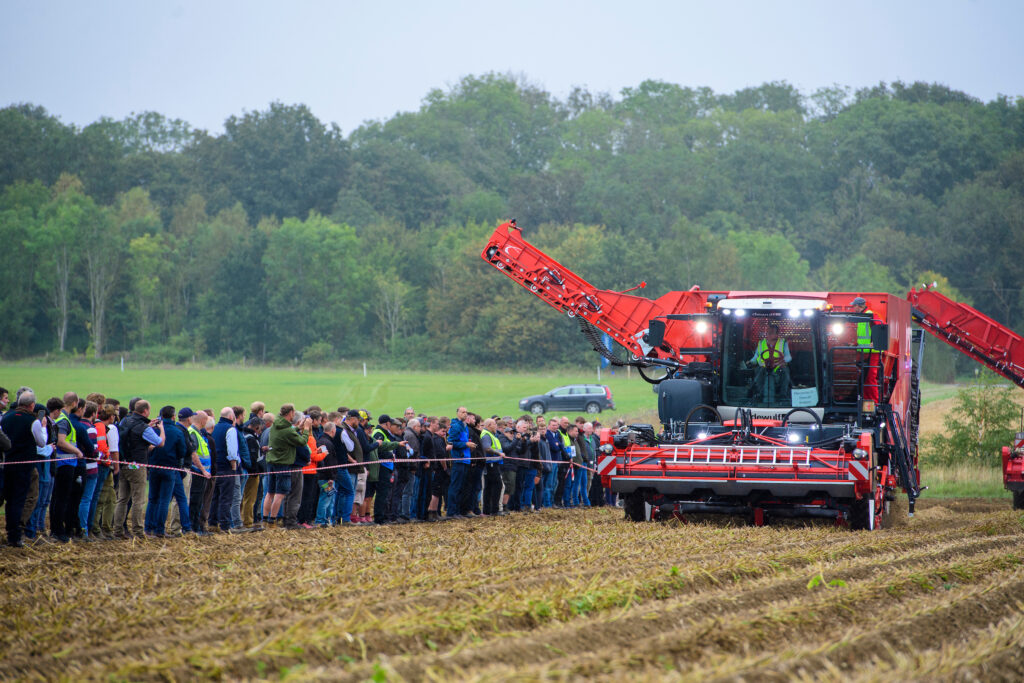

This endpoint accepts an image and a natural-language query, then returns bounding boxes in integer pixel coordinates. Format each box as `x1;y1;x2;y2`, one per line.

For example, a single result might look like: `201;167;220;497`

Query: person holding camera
261;403;312;529
497;421;516;514
112;399;164;540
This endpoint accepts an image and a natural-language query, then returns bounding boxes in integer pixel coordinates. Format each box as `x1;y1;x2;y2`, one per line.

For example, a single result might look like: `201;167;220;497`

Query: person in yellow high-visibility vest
852;296;884;402
748;323;792;401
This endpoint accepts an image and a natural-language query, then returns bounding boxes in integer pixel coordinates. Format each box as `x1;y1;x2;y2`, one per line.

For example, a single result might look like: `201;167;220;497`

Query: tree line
1;76;1022;376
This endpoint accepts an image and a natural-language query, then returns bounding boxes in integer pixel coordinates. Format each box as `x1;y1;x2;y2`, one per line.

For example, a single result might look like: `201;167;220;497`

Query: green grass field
0;362;658;420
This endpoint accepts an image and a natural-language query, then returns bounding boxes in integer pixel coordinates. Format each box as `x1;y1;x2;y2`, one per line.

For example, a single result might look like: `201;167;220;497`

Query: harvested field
2;500;1023;681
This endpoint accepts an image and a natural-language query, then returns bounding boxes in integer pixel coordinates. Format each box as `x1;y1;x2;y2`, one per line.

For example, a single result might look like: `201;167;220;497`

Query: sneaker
228;527;251;534
299;523;315;530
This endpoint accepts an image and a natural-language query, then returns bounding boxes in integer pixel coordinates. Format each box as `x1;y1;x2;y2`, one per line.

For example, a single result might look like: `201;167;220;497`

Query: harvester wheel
848;497;872;531
624;492;647;522
1013;490;1024;510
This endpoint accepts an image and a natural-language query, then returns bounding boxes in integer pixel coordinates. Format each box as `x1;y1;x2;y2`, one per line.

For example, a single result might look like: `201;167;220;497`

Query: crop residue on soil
2;499;1023;681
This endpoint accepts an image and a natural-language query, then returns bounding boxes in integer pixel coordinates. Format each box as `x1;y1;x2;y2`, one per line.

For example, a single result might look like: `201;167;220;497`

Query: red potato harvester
483;220;1024;528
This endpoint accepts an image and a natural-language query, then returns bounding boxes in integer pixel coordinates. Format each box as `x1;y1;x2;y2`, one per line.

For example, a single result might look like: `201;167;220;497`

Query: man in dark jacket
315;422;338;526
399;418;423;521
1;391;47;546
371;415;408;524
113;399;164;539
463;413;485;516
144;406;188;538
211;407;244;532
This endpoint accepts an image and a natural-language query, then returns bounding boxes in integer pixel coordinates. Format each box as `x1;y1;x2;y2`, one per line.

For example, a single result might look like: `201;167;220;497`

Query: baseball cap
851;297;867;307
358;410;369;421
178;407;196;419
346;409;361;419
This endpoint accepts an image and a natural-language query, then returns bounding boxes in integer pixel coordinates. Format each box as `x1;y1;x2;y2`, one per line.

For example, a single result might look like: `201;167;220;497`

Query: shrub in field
922;371;1019;466
301;341;335;365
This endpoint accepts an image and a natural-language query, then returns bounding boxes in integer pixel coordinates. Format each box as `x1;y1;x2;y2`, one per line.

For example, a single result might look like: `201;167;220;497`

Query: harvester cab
650;296;890;431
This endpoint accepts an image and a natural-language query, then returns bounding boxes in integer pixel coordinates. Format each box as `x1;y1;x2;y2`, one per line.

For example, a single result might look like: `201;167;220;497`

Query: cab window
721;315;821;408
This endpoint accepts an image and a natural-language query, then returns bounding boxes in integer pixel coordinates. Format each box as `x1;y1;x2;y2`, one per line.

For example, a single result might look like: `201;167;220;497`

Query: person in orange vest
299;420;326;527
852;296;884;402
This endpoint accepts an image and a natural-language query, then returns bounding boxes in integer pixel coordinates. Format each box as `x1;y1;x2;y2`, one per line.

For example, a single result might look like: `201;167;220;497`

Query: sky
2;0;1022;134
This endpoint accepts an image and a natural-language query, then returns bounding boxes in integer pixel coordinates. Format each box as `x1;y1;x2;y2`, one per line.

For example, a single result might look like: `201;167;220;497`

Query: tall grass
919;463;1009;499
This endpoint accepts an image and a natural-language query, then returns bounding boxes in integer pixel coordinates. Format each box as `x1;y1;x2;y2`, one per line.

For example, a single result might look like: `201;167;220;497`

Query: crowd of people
0;385;617;548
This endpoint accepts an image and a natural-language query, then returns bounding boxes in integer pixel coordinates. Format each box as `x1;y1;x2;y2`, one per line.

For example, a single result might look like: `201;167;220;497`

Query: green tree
923;372;1020;466
0;181;49;355
262;213;366;360
35;175;94;351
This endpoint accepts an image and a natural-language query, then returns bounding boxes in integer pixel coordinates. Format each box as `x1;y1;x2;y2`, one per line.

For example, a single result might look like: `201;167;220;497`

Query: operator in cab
747;322;792;402
852;296;883;402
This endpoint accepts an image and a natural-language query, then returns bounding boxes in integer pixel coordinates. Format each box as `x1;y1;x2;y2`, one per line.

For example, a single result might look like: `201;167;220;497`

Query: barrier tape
0;453;599;479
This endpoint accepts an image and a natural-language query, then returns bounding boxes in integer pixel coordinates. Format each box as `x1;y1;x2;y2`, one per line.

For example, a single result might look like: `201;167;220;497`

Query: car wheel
530;402;545;415
585;402;601;414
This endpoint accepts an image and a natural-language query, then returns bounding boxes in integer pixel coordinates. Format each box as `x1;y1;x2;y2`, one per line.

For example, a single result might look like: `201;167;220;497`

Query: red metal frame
482;221;1024;524
908;285;1024;389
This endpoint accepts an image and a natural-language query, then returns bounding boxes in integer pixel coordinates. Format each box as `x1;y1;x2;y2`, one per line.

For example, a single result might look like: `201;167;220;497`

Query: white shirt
339;429;355;453
30;420;48;448
106;424;120;454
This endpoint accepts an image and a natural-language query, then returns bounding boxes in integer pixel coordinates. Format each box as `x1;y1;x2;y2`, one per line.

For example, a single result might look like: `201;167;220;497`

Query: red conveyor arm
907;286;1024;389
481;221;706;364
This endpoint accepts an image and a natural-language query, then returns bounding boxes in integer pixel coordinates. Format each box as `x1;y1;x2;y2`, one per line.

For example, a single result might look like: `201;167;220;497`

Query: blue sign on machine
600;332;613;369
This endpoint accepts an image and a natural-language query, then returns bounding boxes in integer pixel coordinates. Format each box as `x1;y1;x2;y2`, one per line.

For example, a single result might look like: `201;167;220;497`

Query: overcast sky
2;0;1021;134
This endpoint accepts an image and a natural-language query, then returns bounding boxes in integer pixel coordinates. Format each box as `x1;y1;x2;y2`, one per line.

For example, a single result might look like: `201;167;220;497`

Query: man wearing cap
145;406;189;538
186;411;212;534
852;296;885;402
166;407;201;536
370;415;409;524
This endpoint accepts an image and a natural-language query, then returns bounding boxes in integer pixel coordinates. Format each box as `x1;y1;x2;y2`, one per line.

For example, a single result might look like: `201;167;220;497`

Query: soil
0;500;1021;681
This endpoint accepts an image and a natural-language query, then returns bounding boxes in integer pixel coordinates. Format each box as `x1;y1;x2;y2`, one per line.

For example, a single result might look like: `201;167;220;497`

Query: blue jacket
544;429;567;463
447;419;471;465
150;418;186;468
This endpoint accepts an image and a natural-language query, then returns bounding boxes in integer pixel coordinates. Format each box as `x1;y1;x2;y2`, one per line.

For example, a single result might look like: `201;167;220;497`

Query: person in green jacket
261;403;312;526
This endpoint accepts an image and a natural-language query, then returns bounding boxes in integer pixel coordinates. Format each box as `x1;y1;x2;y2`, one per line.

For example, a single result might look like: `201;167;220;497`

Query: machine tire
848;497;872;531
624;492;647;522
585;402;601;414
1013;490;1024;510
529;402;545;415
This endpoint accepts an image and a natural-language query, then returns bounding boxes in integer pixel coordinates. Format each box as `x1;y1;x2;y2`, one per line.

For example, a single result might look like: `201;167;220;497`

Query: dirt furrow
380;547;1023;682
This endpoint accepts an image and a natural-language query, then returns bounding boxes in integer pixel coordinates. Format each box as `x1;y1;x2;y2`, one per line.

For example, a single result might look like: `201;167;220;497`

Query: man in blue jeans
144;405;188;537
543;418;566;508
446;406;476;518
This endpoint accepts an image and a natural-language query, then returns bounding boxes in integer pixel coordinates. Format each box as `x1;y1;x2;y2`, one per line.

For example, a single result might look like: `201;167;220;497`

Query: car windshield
721;314;821;409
